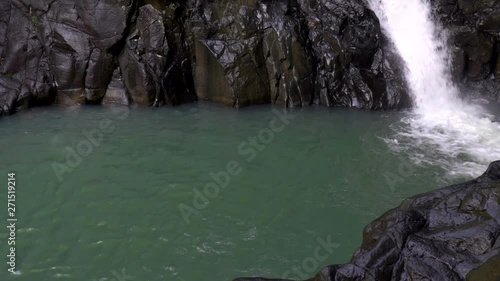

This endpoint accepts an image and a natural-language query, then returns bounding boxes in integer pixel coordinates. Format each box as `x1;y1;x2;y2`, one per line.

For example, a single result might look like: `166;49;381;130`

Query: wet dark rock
120;4;169;106
0;0;135;108
45;0;135;105
0;0;497;114
0;0;413;114
0;0;56;115
431;0;500;101
261;1;315;107
118;3;197;107
234;161;500;281
188;0;411;109
297;0;410;109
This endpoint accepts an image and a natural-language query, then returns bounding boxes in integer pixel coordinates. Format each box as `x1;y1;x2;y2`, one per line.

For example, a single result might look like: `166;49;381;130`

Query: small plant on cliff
31;14;39;31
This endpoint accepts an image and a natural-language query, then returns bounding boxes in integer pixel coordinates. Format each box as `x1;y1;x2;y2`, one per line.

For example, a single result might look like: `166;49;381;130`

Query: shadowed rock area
233;161;500;281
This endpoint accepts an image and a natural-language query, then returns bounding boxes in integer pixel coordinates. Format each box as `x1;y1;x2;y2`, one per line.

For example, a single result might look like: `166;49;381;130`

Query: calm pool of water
0;103;470;281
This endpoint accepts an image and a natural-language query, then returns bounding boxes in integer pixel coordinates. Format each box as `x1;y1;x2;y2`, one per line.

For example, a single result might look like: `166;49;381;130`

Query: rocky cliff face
188;0;412;109
235;161;500;281
0;0;413;115
0;0;498;116
431;0;500;101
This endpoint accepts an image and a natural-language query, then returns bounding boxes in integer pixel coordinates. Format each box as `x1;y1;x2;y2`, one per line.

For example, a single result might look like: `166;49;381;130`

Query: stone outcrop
234;161;500;281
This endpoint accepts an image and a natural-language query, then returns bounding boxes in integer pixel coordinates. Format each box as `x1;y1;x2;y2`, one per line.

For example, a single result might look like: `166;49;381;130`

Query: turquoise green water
0;104;467;281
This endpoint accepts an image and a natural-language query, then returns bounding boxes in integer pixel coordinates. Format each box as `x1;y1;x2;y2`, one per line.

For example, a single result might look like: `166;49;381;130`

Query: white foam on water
369;0;500;178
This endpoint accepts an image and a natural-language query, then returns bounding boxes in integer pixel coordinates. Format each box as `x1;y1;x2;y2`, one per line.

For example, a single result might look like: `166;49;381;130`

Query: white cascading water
369;0;500;177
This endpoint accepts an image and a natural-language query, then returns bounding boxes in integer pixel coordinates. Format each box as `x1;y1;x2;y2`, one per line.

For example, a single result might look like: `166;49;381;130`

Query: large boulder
234;161;500;281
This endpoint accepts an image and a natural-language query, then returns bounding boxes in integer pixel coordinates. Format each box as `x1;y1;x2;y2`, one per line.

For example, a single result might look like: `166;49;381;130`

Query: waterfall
368;0;500;177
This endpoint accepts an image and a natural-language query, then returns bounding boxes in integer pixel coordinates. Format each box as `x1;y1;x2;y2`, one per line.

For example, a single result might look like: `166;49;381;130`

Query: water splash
369;0;500;178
